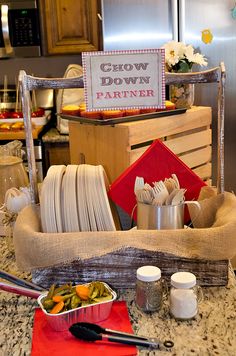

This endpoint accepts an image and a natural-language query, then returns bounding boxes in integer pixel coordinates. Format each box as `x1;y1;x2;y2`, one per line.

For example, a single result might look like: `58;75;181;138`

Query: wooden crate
69;106;212;184
32;248;229;290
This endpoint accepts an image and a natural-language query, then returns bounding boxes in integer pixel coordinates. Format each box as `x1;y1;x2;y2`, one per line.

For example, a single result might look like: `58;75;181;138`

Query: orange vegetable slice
49;300;64;314
52;295;64;303
75;285;90;300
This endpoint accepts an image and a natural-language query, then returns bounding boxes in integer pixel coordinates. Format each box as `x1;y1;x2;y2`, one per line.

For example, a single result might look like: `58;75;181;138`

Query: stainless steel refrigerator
101;0;236;192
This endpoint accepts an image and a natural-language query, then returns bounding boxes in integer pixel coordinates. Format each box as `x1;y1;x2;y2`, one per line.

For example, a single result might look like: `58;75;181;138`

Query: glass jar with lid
136;265;165;313
0;156;29;206
170;271;203;320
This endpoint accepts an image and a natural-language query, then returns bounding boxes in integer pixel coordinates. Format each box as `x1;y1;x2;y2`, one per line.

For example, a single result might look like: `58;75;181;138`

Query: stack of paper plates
40;164;116;233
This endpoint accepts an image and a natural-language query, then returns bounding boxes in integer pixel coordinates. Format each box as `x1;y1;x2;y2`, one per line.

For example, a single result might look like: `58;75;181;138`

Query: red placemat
31;301;137;356
108;139;206;221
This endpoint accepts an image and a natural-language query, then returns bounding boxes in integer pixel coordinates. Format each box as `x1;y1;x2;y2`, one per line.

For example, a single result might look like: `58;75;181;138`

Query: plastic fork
171;188;187;205
163;178;176;194
152;180;169;205
171;174;180;189
134;176;145;193
165;188;178;205
136;189;153;204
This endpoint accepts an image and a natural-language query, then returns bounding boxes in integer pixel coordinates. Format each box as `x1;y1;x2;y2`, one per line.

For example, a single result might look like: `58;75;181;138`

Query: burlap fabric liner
13;188;236;271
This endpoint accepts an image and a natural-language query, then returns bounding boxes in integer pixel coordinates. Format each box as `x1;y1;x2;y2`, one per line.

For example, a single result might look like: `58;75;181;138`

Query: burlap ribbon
13;188;236;271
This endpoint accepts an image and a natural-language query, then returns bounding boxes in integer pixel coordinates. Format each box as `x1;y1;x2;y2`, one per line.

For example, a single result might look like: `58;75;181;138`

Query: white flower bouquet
163;41;208;73
162;41;208;108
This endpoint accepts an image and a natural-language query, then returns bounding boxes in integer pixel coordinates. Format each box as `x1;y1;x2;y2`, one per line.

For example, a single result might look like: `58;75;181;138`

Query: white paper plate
54;165;66;232
40;163;115;233
40;165;57;233
97;165;116;231
77;165;90;231
84;165;98;231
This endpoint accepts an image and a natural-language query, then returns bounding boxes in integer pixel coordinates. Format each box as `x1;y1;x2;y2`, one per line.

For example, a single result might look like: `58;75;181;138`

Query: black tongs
69;322;174;350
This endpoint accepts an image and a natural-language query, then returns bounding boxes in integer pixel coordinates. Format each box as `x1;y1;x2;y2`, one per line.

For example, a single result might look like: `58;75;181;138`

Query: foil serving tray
37;282;117;331
59;108;187;126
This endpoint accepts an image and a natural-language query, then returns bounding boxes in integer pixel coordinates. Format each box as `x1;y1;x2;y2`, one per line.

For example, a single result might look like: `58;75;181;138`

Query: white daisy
163;41;208;71
163;41;186;67
185;45;195;63
193;53;208;66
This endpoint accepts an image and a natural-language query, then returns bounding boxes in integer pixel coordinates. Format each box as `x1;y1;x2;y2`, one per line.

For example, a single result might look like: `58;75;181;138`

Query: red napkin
108;139;206;221
31;301;137;356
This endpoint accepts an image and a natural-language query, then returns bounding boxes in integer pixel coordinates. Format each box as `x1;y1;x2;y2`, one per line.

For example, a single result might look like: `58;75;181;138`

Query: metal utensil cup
137;201;200;230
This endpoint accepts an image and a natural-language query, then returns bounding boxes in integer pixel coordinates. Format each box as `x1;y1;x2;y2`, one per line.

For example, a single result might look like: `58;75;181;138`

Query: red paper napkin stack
31;301;137;356
108;139;206;221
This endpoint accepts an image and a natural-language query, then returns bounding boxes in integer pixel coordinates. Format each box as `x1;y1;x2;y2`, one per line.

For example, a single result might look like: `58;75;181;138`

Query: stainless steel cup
137;202;184;230
137;201;201;230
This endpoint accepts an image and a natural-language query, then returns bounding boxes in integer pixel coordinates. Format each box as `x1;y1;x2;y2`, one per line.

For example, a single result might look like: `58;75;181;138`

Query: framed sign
82;49;165;111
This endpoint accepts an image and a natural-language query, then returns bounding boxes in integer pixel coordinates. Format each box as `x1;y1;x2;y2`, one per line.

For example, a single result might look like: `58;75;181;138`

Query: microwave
0;0;41;58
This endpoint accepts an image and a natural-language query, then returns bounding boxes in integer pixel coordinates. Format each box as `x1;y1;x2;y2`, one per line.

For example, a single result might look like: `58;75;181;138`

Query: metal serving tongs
0;269;45;299
69;322;174;350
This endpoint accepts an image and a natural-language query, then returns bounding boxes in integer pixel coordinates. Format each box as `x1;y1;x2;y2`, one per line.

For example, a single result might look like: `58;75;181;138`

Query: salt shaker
136;265;164;312
170;271;203;320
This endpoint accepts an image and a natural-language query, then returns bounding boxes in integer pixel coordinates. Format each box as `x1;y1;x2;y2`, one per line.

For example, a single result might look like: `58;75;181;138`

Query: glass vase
169;83;195;109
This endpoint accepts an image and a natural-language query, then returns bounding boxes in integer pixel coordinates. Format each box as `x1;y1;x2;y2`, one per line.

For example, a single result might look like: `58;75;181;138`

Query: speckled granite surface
42;128;69;143
1;236;236;356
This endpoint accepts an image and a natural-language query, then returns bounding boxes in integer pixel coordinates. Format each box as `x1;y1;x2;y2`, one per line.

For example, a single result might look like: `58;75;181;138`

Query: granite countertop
41;127;69;143
1;236;236;356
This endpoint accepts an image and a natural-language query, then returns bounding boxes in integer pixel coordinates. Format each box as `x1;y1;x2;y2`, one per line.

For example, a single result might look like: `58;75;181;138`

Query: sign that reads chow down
82;49;165;111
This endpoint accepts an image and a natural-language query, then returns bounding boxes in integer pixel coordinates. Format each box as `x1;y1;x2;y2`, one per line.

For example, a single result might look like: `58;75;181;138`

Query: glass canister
170;271;203;320
136;265;165;313
0;156;29;206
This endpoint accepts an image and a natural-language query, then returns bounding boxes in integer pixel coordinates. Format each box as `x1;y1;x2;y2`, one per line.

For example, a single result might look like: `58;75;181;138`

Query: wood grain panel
118;106;212;146
57;1;84;40
32;248;228;289
179;146;212;168
193;163;212;180
164;129;212;154
129;146;149;164
69;107;213;183
69;121;130;183
42;0;100;54
44;142;70;169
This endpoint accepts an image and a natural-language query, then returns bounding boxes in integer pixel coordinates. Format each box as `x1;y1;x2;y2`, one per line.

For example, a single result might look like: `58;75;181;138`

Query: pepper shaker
136;265;165;313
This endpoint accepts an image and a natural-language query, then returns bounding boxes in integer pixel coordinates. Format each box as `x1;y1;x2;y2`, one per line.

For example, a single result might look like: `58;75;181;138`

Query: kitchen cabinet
41;127;70;175
43;141;70;174
40;0;101;55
